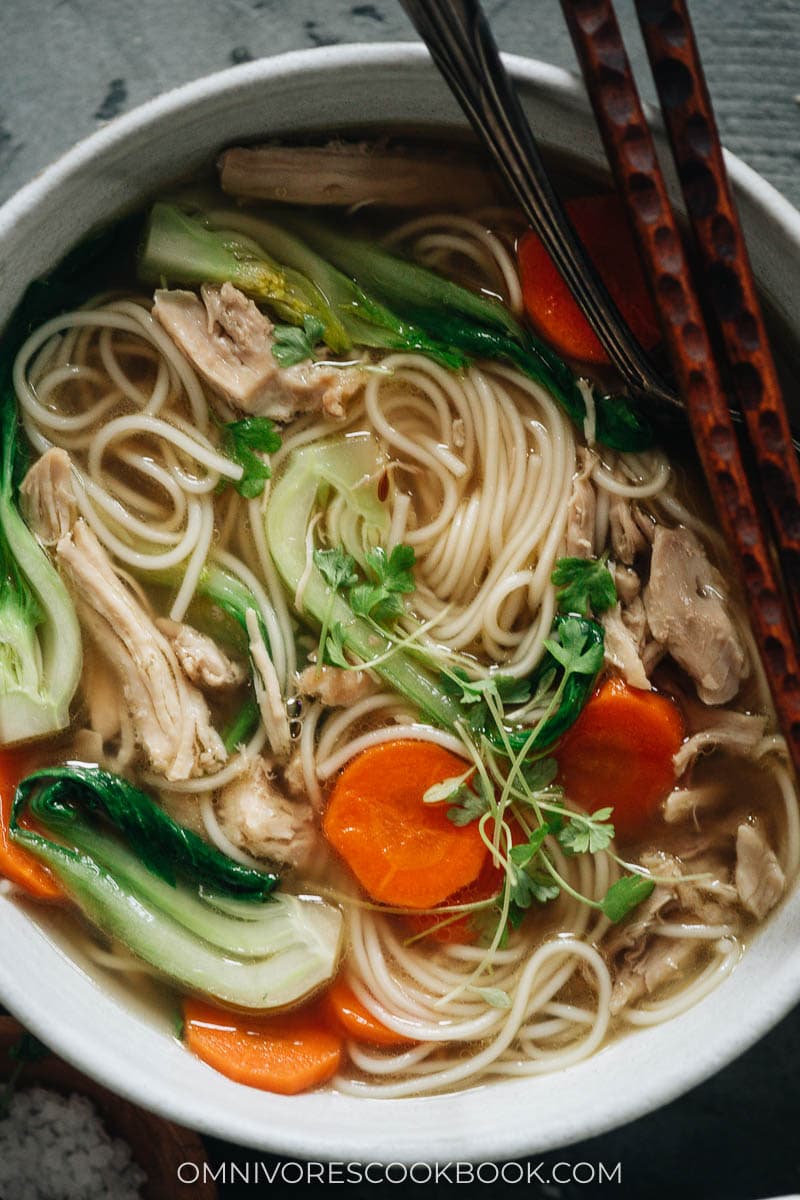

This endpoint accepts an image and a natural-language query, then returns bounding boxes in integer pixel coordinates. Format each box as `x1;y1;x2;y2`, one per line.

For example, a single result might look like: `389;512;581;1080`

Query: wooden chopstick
635;0;800;636
561;0;800;777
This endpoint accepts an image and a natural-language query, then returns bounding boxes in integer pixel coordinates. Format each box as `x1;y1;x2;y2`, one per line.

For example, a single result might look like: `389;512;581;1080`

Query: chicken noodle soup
0;138;797;1098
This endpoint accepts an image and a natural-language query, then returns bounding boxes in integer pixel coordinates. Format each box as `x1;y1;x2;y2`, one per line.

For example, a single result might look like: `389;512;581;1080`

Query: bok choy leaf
11;765;343;1009
0;399;82;745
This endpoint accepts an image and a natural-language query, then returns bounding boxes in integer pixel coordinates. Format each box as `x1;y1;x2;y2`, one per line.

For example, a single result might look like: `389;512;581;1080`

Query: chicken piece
601;604;651;691
283;750;309;799
673;709;766;777
153;284;362;420
610;937;699;1015
662;783;726;824
19;448;78;546
219;142;503;209
296;665;375;707
56;519;226;781
217;756;317;870
246;609;291;761
156;618;245;691
735;823;785;919
608;495;649;565
644;526;747;705
565;448;597;559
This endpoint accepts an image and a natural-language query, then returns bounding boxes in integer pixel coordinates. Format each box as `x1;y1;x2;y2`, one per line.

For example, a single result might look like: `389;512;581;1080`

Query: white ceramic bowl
1;44;799;1164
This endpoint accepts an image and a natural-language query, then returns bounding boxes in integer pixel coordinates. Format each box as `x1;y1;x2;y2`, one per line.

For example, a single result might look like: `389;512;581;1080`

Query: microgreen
271;314;326;367
351;544;417;625
219;416;281;499
313;547;359;593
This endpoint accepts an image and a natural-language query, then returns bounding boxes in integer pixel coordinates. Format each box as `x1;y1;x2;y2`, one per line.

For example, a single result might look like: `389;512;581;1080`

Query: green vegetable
266;434;464;729
557;807;616;855
272;315;326;367
221;693;260;752
552;554;617;617
11;765;343;1009
314;547;359;593
0;401;82;745
138;204;322;329
219;416;281;499
506;616;605;754
350;544;416;625
12;765;278;901
140;203;465;368
18;836;342;1008
440;670;532;737
601;874;656;923
280;213;653;453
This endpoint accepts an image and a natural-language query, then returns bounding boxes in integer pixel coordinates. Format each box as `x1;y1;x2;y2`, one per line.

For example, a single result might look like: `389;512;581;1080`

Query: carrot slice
0;748;64;902
518;193;661;364
183;998;343;1095
322;740;488;909
323;978;415;1046
557;677;684;840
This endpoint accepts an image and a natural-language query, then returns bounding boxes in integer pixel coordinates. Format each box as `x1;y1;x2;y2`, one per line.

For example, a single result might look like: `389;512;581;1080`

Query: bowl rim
2;41;800;1165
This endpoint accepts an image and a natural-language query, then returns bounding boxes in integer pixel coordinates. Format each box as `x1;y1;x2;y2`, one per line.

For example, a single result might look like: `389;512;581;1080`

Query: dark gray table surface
2;2;800;1197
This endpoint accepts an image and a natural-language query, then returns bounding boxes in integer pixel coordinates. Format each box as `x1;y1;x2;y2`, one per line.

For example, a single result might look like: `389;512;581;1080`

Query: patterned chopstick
635;0;800;635
561;0;800;775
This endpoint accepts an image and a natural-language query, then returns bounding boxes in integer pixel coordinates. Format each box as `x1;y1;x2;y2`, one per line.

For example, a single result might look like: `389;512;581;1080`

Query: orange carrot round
0;748;64;903
557;677;684;840
322;740;487;909
518;193;661;364
183;998;343;1095
323;978;415;1046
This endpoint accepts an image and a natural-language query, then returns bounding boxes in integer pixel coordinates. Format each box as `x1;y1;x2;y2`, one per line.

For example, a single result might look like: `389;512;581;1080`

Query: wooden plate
0;1016;217;1199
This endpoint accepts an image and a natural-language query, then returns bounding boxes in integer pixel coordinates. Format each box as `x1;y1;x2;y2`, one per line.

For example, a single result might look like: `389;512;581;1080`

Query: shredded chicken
610;938;699;1014
296;665;375;707
601;603;651;690
246;608;291;760
644;526;747;705
673;709;766;776
217;756;317;870
662;783;726;824
283;750;309;800
19;448;78;546
156;618;245;691
565;448;597;559
606;848;740;1013
57;519;227;781
81;643;123;744
218;141;503;209
153;284;362;420
735;823;785;919
609;495;650;565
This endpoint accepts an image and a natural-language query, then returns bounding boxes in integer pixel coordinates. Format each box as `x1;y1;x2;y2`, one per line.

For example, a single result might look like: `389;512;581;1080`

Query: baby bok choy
0;399;82;745
11;766;343;1009
138;202;465;368
266;435;604;753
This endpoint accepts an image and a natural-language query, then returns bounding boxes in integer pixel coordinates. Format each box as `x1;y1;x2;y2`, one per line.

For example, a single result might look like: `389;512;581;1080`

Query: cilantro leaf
509;824;550;870
351;543;417;627
552;554;617;617
601;874;655;922
557;808;615;856
220;417;281;499
365;544;416;594
271;315;326;367
544;616;605;677
314;548;359;593
323;622;349;668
